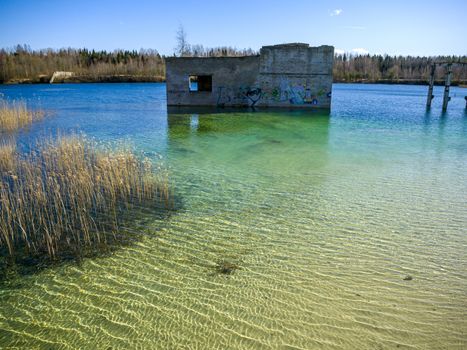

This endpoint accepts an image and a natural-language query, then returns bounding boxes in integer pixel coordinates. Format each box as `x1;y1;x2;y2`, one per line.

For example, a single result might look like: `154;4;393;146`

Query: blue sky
0;0;466;56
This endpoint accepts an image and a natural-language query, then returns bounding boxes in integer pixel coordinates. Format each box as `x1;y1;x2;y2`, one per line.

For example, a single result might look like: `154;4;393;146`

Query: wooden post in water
442;63;452;111
426;64;436;108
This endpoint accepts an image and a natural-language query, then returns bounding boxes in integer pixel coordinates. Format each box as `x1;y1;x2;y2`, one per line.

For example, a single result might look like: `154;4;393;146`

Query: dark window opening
189;75;212;92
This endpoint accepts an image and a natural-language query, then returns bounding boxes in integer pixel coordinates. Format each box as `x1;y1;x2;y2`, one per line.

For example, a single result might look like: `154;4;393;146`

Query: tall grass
0;135;170;261
0;100;45;132
0;141;16;171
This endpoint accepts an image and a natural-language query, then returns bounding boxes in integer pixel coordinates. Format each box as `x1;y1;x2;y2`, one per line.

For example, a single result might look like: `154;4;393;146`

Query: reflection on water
0;83;466;349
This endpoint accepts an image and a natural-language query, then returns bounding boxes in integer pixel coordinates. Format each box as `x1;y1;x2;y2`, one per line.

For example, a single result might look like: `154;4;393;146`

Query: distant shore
2;76;465;86
2;75;165;85
334;79;466;86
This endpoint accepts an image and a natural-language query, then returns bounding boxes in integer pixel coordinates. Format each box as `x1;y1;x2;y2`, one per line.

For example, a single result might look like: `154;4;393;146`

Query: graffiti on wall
216;79;331;107
242;87;262;106
266;78;332;105
217;86;262;107
217;86;232;106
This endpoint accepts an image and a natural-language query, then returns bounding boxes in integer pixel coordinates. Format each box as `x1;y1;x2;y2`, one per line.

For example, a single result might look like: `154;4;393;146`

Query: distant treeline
0;45;165;83
334;54;467;84
1;45;466;84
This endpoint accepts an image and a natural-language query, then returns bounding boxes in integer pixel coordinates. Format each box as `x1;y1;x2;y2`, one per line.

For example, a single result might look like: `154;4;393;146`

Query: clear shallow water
0;83;466;349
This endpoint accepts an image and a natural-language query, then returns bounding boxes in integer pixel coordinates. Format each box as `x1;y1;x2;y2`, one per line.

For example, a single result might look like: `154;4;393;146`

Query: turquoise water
0;83;466;349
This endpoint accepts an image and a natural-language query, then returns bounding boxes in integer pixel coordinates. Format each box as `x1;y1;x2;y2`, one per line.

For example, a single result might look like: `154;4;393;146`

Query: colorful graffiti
262;78;329;105
216;80;331;107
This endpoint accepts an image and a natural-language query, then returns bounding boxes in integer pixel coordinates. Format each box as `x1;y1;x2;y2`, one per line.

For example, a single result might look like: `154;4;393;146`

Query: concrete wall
166;56;260;107
256;44;334;108
165;43;334;109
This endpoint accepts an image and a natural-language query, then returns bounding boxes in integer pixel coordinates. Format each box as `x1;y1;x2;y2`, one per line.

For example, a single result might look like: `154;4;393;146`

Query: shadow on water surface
0;194;185;284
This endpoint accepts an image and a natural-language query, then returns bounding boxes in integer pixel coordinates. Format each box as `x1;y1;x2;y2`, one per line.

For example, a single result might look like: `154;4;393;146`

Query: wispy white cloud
330;9;343;16
351;48;369;55
334;48;345;55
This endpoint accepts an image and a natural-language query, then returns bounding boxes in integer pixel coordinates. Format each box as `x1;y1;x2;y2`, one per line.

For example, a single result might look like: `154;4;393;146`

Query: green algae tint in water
0;83;466;349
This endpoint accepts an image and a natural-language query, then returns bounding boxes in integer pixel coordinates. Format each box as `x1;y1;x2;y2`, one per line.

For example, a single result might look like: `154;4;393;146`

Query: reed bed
0;100;45;132
0;135;170;261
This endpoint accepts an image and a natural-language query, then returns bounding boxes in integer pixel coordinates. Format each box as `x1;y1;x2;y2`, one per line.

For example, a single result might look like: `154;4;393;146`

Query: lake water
0;83;466;349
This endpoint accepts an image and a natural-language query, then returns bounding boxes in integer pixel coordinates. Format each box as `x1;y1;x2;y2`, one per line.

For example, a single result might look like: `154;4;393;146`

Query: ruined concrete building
166;43;334;109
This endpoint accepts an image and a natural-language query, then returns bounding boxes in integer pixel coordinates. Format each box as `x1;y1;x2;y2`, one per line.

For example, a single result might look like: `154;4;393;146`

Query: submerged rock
216;261;239;275
403;275;413;281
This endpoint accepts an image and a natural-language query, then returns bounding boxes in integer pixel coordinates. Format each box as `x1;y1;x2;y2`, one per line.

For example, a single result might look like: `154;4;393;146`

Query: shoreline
1;75;165;85
2;78;465;86
334;79;466;86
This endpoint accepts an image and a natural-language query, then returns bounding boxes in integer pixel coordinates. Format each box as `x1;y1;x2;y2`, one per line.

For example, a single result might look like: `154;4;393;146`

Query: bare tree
174;24;190;57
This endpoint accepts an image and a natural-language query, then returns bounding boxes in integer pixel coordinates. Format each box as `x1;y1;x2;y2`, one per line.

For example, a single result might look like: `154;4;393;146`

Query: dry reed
0;135;170;260
0;141;16;171
0;100;45;132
